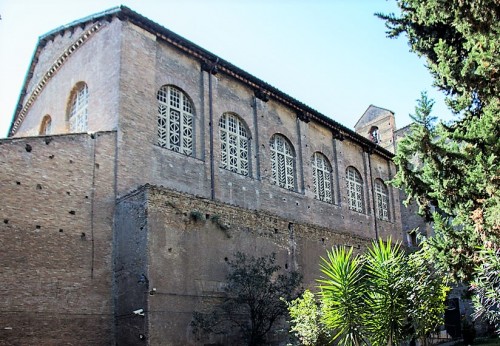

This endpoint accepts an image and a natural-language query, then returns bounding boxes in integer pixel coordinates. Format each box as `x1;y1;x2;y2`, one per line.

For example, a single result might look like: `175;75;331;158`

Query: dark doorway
444;298;461;338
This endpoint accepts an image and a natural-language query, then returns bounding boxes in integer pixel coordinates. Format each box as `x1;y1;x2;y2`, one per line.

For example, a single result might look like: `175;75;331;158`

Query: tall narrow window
219;113;249;176
68;83;88;132
346;166;364;213
270;134;295;191
157;85;194;156
375;179;389;221
40;115;52;135
369;126;380;144
311;152;333;203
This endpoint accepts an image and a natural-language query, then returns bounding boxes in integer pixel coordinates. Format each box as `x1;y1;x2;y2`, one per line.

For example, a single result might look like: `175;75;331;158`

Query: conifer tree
377;0;499;330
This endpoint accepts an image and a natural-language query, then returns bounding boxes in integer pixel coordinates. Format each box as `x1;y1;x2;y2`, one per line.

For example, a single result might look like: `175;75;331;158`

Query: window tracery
270;134;295;190
157;85;194;156
68;83;88;132
375;179;389;221
346;166;364;213
219;113;249;176
311;152;333;203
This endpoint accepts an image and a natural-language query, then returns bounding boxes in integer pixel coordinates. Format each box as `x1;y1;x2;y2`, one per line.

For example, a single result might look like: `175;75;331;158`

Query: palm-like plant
364;238;407;346
318;246;367;346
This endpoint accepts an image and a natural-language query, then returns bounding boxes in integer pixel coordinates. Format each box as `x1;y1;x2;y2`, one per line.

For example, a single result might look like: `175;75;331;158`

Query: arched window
40;115;52;135
311;152;333;203
219;113;249;176
157;85;194;156
375;179;389;221
369;126;380;144
270;134;295;191
346;166;364;213
68;83;89;132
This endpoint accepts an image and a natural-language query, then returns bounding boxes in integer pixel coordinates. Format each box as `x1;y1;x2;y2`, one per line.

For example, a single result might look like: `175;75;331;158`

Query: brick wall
13;18;122;137
0;132;116;345
114;21;403;243
116;185;372;345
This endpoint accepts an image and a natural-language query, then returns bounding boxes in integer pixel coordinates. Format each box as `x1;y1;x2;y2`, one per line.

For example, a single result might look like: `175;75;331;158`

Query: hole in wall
25;144;32;152
36;184;42;190
66;191;71;195
35;225;41;229
274;228;278;234
224;257;228;262
285;263;288;269
85;196;88;199
16;181;21;185
69;210;76;215
49;155;54;159
3;219;8;224
95;163;99;169
205;214;210;219
168;248;172;252
81;232;86;240
69;159;73;164
45;138;52;145
59;229;64;232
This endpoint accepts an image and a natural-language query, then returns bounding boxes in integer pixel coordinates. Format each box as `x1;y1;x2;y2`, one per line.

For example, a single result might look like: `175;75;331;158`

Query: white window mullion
157;85;194;156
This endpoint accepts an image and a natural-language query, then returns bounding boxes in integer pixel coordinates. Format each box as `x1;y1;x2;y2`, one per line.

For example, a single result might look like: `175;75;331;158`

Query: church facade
1;6;405;345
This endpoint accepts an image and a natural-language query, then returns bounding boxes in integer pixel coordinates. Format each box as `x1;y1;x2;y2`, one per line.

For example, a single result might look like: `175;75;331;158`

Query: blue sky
0;0;454;138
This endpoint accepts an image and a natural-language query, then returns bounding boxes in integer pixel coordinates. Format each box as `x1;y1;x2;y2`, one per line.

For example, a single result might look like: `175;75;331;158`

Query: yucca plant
318;246;368;346
363;238;407;346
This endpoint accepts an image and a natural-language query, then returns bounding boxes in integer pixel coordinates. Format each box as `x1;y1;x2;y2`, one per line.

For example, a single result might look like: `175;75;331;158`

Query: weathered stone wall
0;132;116;345
114;188;149;345
115;185;372;345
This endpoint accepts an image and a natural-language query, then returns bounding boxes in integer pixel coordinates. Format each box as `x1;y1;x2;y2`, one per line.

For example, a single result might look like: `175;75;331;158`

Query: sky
0;0;454;138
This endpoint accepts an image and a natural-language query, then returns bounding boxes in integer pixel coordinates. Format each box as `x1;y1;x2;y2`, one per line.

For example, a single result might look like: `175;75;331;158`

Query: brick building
1;6;407;345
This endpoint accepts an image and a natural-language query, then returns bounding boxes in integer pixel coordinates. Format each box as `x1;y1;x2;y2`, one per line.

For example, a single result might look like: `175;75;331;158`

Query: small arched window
68;82;89;132
270;134;295;191
311;152;333;203
346;166;364;213
219;113;249;176
40;115;52;135
375;179;389;221
157;85;194;156
369;126;380;144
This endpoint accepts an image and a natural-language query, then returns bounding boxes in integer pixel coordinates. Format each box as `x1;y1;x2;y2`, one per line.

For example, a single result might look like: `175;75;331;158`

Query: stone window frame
39;115;52;135
270;134;296;191
67;82;89;133
346;166;364;213
374;178;390;221
219;112;251;176
311;152;334;203
157;85;195;157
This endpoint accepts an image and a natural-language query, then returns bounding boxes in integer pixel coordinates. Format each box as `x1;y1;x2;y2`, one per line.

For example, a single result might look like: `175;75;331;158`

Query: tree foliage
364;239;408;346
318;246;367;346
377;0;499;330
191;252;302;346
286;290;331;346
312;240;448;346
